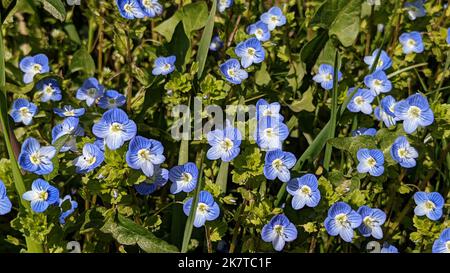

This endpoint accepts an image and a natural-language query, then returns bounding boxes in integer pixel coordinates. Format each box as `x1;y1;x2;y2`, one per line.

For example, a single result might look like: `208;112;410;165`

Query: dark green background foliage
0;0;449;253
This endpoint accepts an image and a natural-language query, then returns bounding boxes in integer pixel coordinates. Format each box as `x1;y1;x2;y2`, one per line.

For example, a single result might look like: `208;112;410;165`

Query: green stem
216;161;229;194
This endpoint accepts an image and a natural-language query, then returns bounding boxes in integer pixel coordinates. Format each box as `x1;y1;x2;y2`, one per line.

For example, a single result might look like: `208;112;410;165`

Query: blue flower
76;77;105;107
364;49;392;71
18;137;56;175
390;136;419;168
413;191;444;221
218;0;233;13
404;0;426;20
287;174;321;210
98;90;126;109
134;167;168;195
139;0;163;17
255;117;289;151
394;93;434;134
357;148;384;176
58;195;78;225
381;243;399;253
432;228;450;253
183;190;220;228
346;88;375;115
399;31;424;54
126;136;166;177
364;70;392;96
9;98;38;125
261;214;297;251
256;99;284;122
260;7;286;31
22;179;59;213
36;78;62;102
312;64;343;90
52;117;85;152
209;35;224;51
73;143;105;174
54;105;85;118
357;206;386;239
152;56;176;76
19;54;50;84
375;95;399;127
235;37;265;68
219;59;248;84
247;21;271;42
169;162;198;194
206;126;242;162
116;0;145;19
264;149;296;182
0;180;12;215
324;202;362;243
351;128;377;137
92;108;137;150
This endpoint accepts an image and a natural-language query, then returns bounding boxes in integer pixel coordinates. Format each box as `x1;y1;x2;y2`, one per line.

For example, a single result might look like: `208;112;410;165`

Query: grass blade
216;161;229;193
196;0;217;79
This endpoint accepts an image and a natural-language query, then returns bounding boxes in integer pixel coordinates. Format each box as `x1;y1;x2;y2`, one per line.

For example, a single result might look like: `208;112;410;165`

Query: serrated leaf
101;214;179;253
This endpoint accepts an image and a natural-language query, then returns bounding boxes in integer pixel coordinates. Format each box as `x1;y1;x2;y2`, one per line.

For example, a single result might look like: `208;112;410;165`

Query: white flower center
142;0;153;8
300;185;311;195
272;158;284;171
227;68;236;77
256;29;263;37
197;202;209;214
87;88;97;97
110;122;123;133
181;172;193;184
38;191;49;201
44;85;54;94
247;47;256;56
64;110;75;117
335;213;349;227
354;96;365;106
124;3;133;13
33;64;42;73
373;79;383;88
220;138;234;152
446;241;450;252
408;106;421;119
274;224;284;236
425;200;435;210
264;128;276;138
270;15;279;23
163;63;171;71
324;73;333;81
407;39;416;47
30;152;42;165
19;107;31;117
398;148;409;158
376;59;384;68
85;155;97;166
138;148;151;161
263;108;273;117
363;216;375;227
367;157;377;167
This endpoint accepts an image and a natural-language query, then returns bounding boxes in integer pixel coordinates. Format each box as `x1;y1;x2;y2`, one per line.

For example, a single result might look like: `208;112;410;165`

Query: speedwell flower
394;93;434;134
432;228;450;253
218;0;233;13
169;162;198;194
381;243;399;253
413;191;444;221
364;49;392;71
256;99;284;122
219;59;248;84
357;148;384;176
247;21;271;42
9;98;38;126
116;0;145;19
210;35;224;51
287;174;321;210
260;6;286;31
126;136;166;177
346;88;375;115
152;56;176;76
206;126;242;162
76;77;104;107
261;214;297;251
375;95;399;128
404;0;426;20
255;117;289;151
92;108;137;150
351;128;377;137
364;70;392;96
98;90;126;109
19;137;56;175
36;78;62;102
74;143;105;174
399;31;424;54
134;167;168;195
58;195;78;225
235;37;265;68
324;202;362;243
183;190;220;228
264;149;296;182
357;206;386;240
0;180;12;215
52;117;85;152
22;179;59;213
312;64;343;90
19;54;49;84
54;105;85;118
390;136;419;168
139;0;163;17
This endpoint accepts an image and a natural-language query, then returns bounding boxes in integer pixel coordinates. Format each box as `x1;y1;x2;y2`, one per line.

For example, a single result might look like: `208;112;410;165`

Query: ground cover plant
0;0;450;253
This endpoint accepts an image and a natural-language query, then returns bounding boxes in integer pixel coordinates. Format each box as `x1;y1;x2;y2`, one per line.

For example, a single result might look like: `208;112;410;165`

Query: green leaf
167;22;191;69
196;0;217;79
328;135;377;156
255;62;271;86
311;0;362;47
180;1;208;35
101;214;179;253
216;161;228;194
64;23;81;45
40;0;66;22
300;30;329;71
69;47;95;76
289;88;315;112
154;15;182;42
